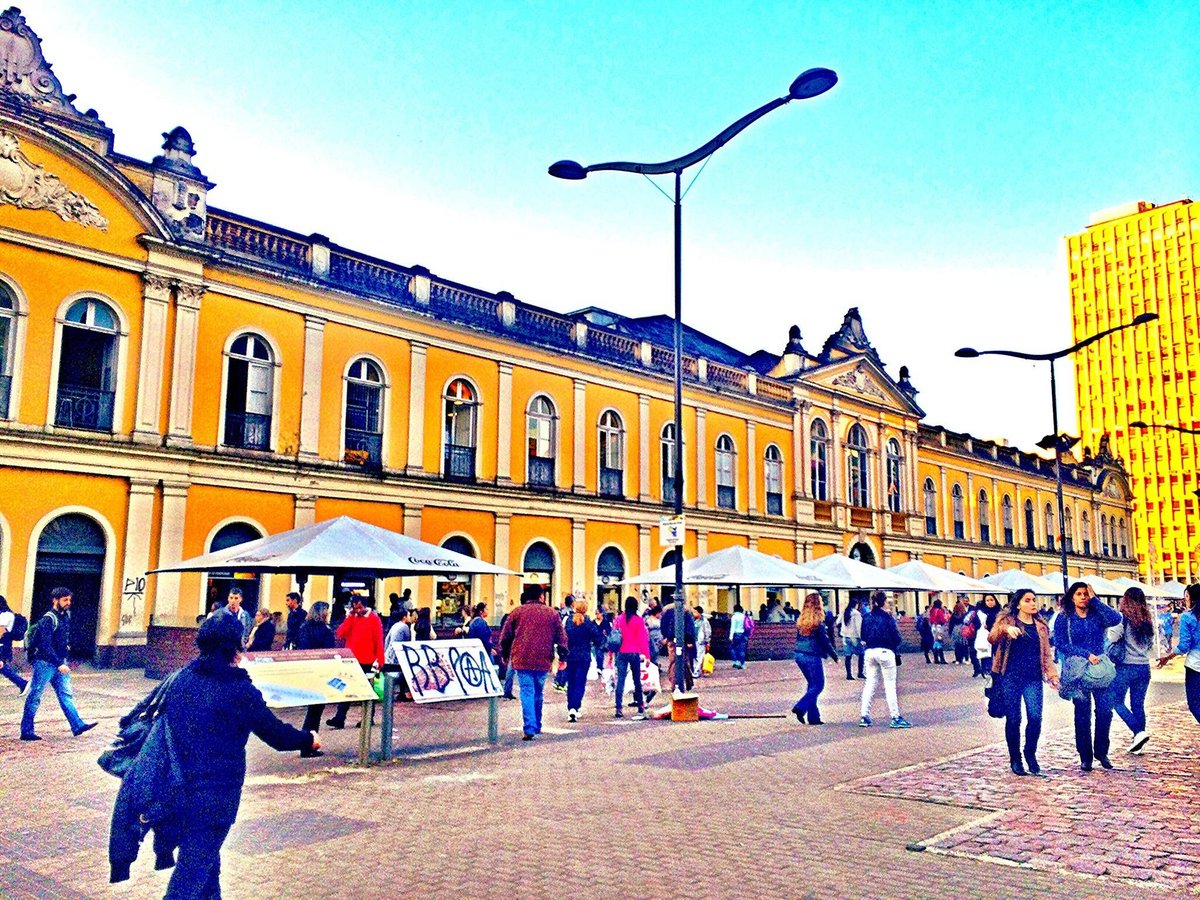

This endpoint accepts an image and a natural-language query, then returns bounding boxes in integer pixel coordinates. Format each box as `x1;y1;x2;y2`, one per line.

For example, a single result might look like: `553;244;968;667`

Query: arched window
923;478;937;535
443;378;478;480
223;333;274;450
344;358;384;470
598;410;624;497
1024;499;1036;549
437;536;476;622
206;521;264;620
886;439;902;513
1063;506;1074;553
522;541;556;598
1081;510;1091;555
596;546;625;609
56;298;119;431
764;444;784;515
1045;503;1056;551
0;284;14;418
809;419;829;501
1118;519;1128;558
526;395;556;487
978;490;990;543
951;484;965;539
846;424;870;508
1100;514;1110;556
715;434;736;510
1002;495;1014;546
660;422;679;505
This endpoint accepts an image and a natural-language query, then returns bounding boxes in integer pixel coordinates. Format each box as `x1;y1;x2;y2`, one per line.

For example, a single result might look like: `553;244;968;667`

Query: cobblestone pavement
1;658;1194;898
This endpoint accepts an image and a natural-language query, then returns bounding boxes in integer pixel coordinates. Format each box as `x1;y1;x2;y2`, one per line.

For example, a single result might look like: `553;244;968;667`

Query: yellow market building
1068;198;1200;582
0;10;1136;666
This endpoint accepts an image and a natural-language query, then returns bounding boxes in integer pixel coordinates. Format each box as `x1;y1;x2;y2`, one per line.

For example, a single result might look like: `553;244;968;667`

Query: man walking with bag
498;584;567;740
20;587;96;741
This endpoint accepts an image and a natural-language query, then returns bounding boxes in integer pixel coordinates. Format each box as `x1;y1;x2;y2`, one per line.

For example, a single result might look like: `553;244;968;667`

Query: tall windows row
809;418;905;513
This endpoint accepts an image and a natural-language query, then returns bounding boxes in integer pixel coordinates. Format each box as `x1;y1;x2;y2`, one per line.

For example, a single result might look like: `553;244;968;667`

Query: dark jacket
158;657;313;828
861;609;902;652
1053;602;1122;659
565;617;602;662
794;624;837;659
659;605;697;648
466;616;494;656
297;619;336;651
247;619;276;652
28;609;70;666
498;601;568;671
285;606;307;648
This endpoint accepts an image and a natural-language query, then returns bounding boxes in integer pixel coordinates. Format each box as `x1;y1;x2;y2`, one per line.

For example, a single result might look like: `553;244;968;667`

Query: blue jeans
504;665;516;696
515;669;548;736
565;657;590;712
792;652;826;721
615;652;644;712
1;657;27;692
21;659;87;736
730;632;748;666
1110;663;1150;736
1002;674;1043;765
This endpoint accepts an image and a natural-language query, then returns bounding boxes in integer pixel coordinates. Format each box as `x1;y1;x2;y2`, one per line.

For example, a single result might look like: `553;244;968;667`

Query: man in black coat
284;591;306;649
659;600;696;692
109;614;318;896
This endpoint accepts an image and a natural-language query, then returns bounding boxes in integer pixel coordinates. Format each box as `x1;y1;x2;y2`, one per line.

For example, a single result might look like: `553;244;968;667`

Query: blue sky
28;0;1200;449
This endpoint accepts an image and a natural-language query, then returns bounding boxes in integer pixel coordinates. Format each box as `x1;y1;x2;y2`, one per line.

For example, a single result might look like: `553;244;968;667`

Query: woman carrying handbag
1053;582;1122;772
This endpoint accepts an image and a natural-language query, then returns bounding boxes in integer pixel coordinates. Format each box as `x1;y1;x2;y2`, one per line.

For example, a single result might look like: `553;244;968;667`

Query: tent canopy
887;560;995;593
621;545;844;588
789;554;925;591
980;569;1062;596
149;516;518;580
1078;574;1128;597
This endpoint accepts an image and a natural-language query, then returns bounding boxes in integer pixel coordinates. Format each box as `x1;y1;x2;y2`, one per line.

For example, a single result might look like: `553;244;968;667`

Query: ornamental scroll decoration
830;362;886;400
0;130;108;229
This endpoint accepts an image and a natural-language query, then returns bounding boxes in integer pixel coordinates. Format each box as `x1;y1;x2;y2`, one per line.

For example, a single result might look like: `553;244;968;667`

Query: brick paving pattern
0;659;1193;898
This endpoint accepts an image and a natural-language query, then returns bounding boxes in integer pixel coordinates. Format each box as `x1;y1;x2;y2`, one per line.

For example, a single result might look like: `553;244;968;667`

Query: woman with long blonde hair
791;593;839;724
563;598;601;722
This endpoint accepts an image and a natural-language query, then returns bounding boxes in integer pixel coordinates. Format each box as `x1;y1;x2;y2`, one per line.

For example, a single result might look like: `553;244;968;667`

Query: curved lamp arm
956;313;1157;362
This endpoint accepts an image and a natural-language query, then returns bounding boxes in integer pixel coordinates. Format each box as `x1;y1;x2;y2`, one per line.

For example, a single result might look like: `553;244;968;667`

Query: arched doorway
658;548;683;607
33;513;106;660
205;522;263;618
437;536;476;626
596;547;625;613
522;541;555;601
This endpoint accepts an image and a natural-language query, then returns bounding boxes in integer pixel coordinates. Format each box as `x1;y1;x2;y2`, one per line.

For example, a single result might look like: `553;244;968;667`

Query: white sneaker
1129;731;1149;753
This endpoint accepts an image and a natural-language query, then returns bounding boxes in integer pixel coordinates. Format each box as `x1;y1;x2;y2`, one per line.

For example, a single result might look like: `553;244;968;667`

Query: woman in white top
974;594;1003;682
0;595;30;694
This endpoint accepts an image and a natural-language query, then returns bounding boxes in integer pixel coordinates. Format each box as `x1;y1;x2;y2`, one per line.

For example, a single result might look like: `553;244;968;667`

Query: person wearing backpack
0;595;29;694
20;587;97;740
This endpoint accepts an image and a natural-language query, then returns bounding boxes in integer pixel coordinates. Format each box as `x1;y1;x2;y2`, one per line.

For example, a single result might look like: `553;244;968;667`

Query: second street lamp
550;68;837;695
956;312;1157;594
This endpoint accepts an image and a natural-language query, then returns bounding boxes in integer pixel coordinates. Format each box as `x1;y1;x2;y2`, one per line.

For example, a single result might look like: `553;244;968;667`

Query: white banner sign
392;638;502;703
659;515;685;547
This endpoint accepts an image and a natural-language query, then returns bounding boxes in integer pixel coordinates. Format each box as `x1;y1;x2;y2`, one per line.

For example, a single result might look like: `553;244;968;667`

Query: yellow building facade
1068;198;1200;581
0;10;1136;665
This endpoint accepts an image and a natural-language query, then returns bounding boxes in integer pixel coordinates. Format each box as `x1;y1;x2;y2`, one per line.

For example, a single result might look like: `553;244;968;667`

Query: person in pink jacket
612;596;650;718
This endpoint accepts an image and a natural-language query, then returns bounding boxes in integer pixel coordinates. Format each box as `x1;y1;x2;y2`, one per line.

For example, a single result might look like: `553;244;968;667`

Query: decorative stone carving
150;126;212;241
0;129;108;228
831;362;886;400
174;282;205;309
141;272;173;301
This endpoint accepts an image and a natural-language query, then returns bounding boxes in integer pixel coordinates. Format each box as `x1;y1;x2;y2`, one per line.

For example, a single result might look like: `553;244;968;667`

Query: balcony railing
224;411;271;450
1004;528;1014;546
55;383;115;431
599;466;623;497
980;525;990;544
444;443;476;481
954;522;965;540
0;373;10;418
528;455;555;488
766;492;783;516
716;485;736;510
925;516;937;536
344;428;382;471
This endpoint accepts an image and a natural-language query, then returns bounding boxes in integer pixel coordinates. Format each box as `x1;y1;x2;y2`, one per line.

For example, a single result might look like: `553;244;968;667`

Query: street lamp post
956;313;1157;594
550;68;838;693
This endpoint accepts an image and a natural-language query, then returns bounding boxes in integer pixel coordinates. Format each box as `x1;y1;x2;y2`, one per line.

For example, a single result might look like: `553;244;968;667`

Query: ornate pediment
819;307;884;365
0;129;108;228
801;354;923;416
831;362;887;400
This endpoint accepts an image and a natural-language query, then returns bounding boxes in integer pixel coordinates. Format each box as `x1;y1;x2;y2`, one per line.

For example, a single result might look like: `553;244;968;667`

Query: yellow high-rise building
1069;198;1200;581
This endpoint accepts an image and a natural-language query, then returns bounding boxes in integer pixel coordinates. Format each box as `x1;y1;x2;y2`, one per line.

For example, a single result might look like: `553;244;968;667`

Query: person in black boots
989;589;1060;776
1054;582;1122;772
296;601;335;758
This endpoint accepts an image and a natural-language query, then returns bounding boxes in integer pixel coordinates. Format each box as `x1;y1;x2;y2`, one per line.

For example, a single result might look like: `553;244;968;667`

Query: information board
391;638;502;703
241;649;377;707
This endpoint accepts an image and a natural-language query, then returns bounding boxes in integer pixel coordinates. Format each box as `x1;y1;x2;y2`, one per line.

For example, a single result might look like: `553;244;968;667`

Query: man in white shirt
384;609;416;665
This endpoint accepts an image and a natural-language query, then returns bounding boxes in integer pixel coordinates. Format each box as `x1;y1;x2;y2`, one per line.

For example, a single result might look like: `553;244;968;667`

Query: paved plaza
1;658;1195;899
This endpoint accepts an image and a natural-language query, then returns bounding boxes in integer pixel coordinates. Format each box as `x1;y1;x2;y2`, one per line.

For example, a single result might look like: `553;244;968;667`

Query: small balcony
223;411;271;450
0;373;10;418
766;492;783;516
954;522;965;540
716;485;736;510
1004;528;1014;546
443;443;476;482
850;507;873;529
344;428;383;471
599;466;623;497
980;524;990;544
528;455;555;488
55;383;115;431
925;516;937;536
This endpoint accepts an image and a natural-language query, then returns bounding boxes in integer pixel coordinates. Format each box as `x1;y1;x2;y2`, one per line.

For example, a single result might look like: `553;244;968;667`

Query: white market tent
621;545;846;588
1078;574;1128;597
1111;576;1184;599
789;554;926;591
1157;580;1188;600
980;569;1062;596
887;560;996;594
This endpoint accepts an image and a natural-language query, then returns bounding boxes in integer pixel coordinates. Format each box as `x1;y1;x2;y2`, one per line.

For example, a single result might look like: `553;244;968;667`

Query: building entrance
32;513;106;660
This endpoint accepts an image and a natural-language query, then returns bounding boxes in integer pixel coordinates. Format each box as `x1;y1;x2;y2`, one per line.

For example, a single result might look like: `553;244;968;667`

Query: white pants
860;648;900;719
693;643;708;676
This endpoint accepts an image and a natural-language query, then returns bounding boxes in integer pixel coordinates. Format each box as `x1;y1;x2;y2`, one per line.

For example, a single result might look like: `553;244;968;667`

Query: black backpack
7;613;27;643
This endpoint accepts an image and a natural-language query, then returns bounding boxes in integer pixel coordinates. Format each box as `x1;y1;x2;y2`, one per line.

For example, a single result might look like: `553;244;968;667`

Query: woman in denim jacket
1157;583;1200;724
1107;587;1155;753
791;593;839;724
1053;581;1122;772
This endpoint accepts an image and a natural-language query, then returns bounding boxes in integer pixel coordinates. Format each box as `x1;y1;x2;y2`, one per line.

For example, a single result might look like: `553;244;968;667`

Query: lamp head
789;68;838;100
1129;420;1148;429
1131;312;1159;326
954;348;980;358
548;160;587;180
